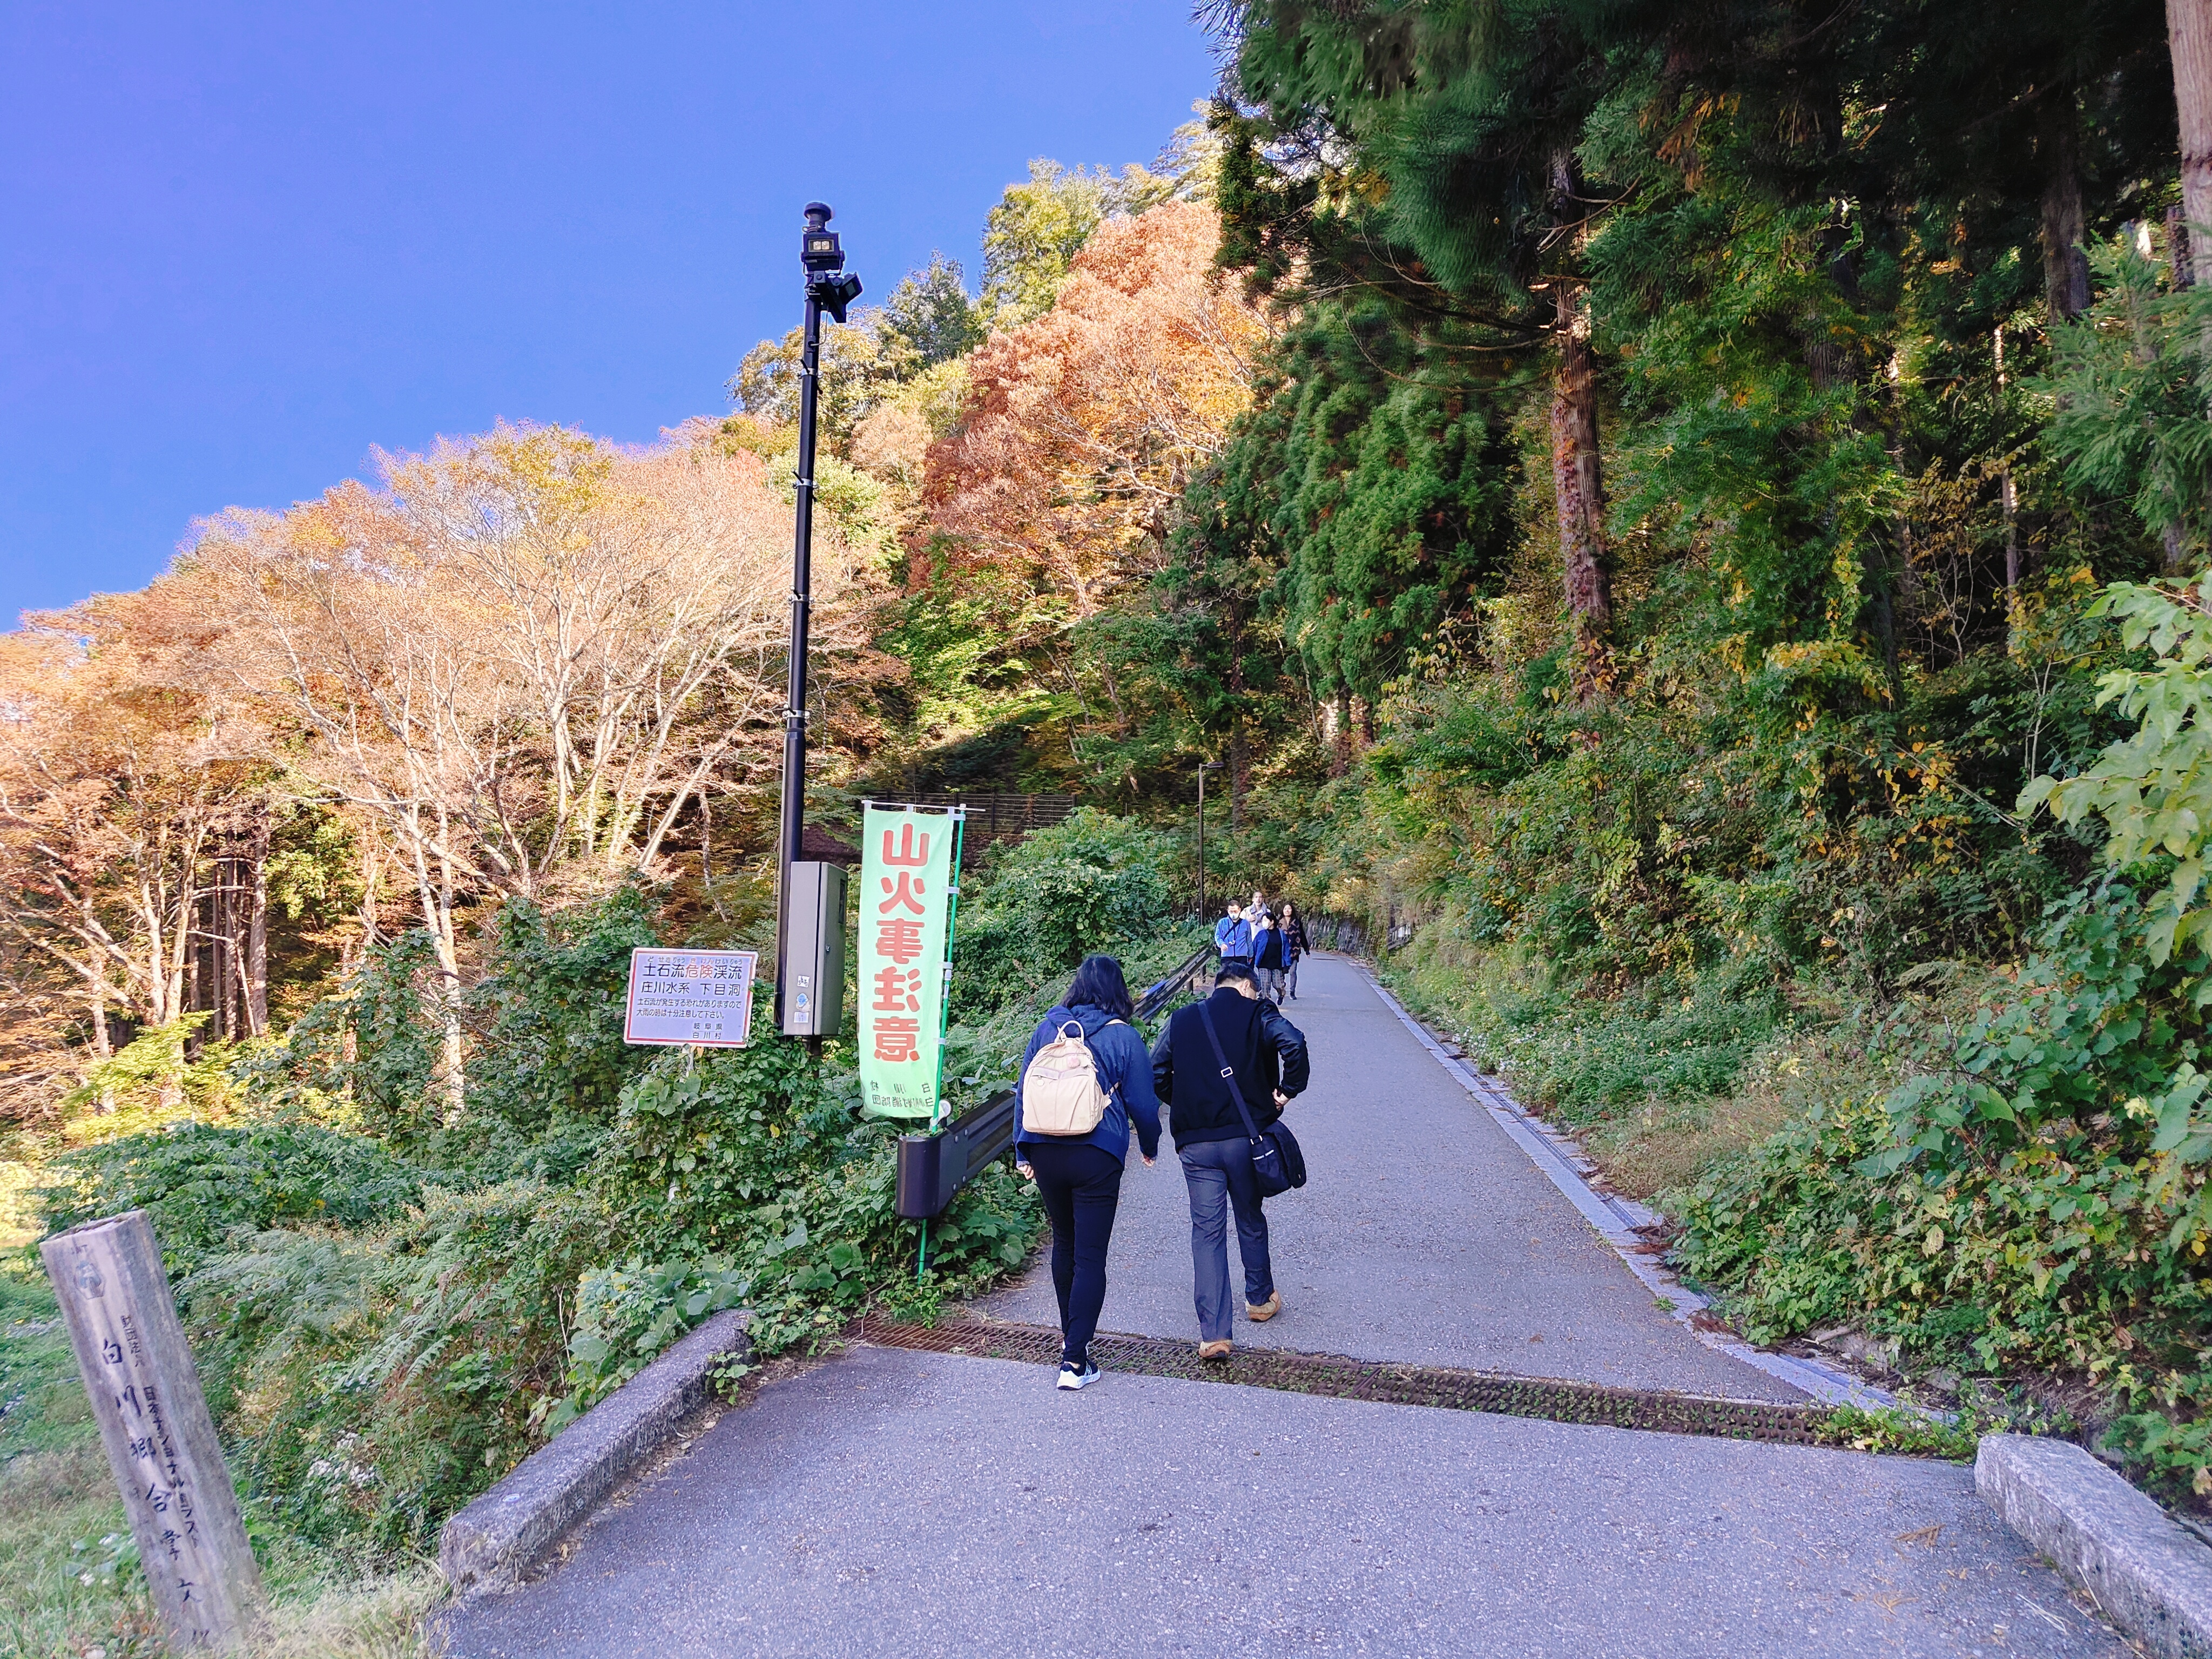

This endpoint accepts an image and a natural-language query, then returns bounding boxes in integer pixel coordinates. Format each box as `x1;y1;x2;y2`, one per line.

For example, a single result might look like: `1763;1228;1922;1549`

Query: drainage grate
855;1316;1835;1446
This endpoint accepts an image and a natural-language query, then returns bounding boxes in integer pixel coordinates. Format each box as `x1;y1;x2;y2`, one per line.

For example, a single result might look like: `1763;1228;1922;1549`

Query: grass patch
2;1264;447;1659
1374;941;1816;1200
1820;1405;1980;1461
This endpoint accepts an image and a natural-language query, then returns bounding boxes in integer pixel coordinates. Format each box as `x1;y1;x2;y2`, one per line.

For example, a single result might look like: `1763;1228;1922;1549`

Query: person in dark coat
1150;961;1310;1358
1278;901;1310;1000
1015;955;1163;1390
1252;911;1287;1003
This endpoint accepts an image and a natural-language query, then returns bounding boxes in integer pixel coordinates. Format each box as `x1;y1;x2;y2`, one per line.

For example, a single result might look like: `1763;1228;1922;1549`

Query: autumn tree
0;583;278;1087
928;203;1267;613
193;423;873;1111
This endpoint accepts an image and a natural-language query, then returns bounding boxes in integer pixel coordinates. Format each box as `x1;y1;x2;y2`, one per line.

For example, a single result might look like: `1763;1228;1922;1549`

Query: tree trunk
2174;0;2212;277
1548;149;1614;703
2039;91;2093;323
245;844;268;1038
1994;325;2022;594
433;807;464;1122
1228;628;1246;841
1328;687;1352;779
1551;282;1614;699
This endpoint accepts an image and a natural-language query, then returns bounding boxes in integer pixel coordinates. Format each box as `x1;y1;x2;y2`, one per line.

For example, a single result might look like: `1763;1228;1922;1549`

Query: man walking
1152;961;1310;1359
1213;899;1253;970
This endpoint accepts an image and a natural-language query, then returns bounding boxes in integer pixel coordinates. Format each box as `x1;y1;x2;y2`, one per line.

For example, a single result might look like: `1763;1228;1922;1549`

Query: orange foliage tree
186;422;874;1110
922;201;1269;623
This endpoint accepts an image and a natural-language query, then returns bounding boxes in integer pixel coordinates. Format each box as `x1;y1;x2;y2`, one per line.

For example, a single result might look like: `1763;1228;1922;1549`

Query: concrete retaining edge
1977;1433;2212;1659
439;1307;750;1597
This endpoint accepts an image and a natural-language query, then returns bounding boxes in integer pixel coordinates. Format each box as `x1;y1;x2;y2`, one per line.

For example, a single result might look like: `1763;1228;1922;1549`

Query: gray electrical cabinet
780;860;848;1037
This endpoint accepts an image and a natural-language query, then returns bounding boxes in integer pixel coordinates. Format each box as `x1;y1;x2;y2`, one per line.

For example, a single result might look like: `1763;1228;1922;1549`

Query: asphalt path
981;952;1800;1400
440;953;2125;1658
443;1345;2121;1659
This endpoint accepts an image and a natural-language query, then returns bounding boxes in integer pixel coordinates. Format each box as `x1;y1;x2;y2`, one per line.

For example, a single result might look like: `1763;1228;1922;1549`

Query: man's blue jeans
1178;1136;1274;1342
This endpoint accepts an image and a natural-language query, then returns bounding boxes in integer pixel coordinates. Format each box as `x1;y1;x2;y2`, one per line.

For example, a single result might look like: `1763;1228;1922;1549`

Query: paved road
441;953;2126;1658
444;1345;2121;1659
982;953;1799;1400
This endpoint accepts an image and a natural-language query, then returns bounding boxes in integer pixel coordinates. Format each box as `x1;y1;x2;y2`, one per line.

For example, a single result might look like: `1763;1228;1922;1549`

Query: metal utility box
780;860;847;1037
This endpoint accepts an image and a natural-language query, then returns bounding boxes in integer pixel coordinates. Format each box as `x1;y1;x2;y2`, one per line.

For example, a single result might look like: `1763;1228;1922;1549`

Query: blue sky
0;2;1219;620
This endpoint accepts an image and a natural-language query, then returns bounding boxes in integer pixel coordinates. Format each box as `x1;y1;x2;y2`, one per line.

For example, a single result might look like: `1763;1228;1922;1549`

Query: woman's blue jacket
1013;1002;1164;1164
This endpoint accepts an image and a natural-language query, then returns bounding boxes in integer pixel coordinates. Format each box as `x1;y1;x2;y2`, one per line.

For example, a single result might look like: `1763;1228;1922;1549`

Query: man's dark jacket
1151;987;1311;1151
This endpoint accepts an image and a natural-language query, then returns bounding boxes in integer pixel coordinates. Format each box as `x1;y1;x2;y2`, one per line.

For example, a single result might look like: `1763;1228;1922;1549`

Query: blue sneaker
1056;1360;1101;1391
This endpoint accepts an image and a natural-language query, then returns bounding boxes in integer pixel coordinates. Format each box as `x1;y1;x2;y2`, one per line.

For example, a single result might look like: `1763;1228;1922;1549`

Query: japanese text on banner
858;804;956;1119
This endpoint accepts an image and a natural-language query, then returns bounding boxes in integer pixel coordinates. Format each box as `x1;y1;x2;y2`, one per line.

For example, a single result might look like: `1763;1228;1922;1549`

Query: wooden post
41;1210;263;1651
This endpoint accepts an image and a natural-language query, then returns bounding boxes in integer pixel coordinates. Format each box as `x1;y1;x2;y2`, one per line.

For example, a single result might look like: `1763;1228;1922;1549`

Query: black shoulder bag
1195;1000;1307;1197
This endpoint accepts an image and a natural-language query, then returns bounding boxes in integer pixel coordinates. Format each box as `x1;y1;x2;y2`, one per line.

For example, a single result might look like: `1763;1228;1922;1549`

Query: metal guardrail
894;940;1219;1220
1136;940;1218;1022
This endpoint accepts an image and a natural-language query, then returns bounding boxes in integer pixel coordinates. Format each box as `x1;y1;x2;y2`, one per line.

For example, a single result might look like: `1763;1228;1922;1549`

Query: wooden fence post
41;1210;263;1650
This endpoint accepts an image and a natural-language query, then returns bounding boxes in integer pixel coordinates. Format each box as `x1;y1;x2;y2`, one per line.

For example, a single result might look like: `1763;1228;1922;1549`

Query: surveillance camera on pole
776;203;862;1041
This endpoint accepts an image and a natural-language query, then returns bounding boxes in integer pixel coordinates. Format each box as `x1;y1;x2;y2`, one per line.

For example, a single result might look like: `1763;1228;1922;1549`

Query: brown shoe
1198;1339;1232;1360
1246;1293;1283;1323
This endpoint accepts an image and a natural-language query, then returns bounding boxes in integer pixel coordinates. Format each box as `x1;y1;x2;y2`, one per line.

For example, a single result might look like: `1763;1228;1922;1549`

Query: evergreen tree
876;254;983;373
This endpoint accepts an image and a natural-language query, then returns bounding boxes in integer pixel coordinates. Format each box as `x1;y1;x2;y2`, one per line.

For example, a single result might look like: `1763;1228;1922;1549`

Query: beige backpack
1020;1019;1123;1136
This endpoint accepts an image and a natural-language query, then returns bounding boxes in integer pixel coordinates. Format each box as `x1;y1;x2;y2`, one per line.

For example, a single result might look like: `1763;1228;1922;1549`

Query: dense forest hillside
12;1;2212;1642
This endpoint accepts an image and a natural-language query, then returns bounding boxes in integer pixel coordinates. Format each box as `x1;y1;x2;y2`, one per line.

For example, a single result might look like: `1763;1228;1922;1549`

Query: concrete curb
1350;961;1893;1409
1977;1433;2212;1658
439;1309;750;1597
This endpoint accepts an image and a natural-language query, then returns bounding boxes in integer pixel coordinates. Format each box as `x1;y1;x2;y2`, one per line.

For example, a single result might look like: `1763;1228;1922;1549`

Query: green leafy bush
596;1007;1038;1354
950;810;1175;1020
39;1122;436;1265
465;886;663;1138
184;1180;607;1552
1680;572;2212;1498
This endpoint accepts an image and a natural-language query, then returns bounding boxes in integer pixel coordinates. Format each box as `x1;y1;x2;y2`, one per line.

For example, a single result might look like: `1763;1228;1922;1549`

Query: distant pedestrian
1279;901;1310;1001
1252;910;1286;1002
1213;900;1253;969
1151;961;1310;1359
1249;888;1271;921
1015;955;1162;1391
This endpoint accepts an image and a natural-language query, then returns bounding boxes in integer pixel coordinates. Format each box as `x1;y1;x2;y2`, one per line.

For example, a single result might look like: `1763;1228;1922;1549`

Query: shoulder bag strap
1195;1000;1263;1143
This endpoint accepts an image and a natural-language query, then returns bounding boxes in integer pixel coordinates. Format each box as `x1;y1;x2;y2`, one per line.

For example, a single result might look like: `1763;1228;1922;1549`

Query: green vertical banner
858;803;958;1120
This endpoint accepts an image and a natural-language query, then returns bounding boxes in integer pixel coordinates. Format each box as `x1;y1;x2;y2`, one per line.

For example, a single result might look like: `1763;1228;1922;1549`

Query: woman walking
1279;901;1310;1000
1252;909;1286;1002
1014;954;1162;1390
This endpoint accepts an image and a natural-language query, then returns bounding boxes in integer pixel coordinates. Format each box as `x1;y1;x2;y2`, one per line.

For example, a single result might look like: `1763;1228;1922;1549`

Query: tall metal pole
773;267;825;1026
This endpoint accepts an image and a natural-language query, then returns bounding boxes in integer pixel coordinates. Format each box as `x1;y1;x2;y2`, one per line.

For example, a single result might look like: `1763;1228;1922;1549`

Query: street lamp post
773;203;864;1031
1196;760;1223;924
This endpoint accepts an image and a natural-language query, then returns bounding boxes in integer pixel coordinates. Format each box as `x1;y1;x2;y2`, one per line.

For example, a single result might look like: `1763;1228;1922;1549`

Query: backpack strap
1195;1000;1264;1145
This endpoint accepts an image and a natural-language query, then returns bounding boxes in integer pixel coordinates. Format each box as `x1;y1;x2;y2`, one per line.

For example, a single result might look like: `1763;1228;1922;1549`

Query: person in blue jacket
1213;900;1254;967
1014;954;1163;1391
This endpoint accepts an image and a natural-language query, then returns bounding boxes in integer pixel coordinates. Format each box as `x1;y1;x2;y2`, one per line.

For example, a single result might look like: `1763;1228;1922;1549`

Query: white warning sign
623;949;758;1048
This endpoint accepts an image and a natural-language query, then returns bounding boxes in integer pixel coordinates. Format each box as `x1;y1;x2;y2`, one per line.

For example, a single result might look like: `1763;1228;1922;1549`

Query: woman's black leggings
1022;1140;1124;1367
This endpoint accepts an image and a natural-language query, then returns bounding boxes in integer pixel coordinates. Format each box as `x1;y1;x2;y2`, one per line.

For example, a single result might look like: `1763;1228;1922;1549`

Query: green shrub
465;886;663;1137
1678;878;2212;1496
595;1006;1039;1355
950;809;1175;1020
39;1122;436;1266
184;1180;606;1553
